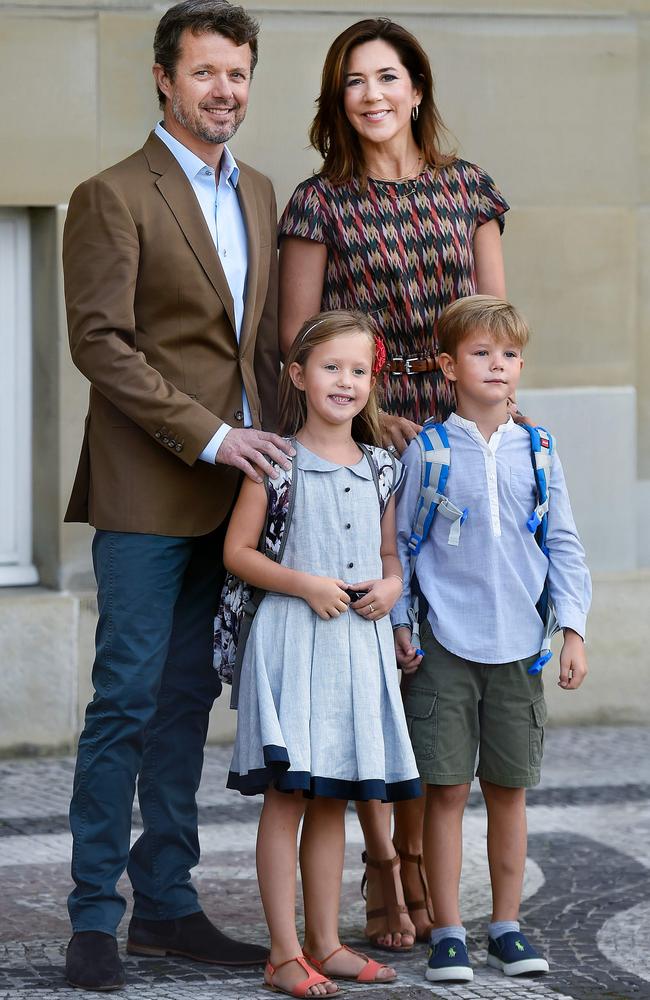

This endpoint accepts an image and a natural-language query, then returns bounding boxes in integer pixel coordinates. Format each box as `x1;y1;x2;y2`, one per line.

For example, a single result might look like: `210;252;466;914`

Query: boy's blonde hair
437;295;530;358
279;309;382;446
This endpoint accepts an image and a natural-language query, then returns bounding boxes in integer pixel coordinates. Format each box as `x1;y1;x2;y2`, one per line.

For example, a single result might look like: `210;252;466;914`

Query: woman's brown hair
309;18;455;186
279;310;382;446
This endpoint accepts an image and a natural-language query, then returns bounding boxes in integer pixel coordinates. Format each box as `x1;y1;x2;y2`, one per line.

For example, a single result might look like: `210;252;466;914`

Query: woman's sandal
303;944;395;983
396;849;435;942
360;850;415;951
264;956;339;998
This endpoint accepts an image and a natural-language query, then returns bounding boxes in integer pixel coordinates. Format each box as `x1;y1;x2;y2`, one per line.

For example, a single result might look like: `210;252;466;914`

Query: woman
278;17;508;951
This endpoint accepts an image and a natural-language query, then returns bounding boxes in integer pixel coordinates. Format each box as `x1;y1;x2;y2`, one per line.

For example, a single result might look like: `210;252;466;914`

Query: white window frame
0;209;38;586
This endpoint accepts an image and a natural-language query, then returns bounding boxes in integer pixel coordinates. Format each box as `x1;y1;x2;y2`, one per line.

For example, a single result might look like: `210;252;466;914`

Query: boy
392;295;590;983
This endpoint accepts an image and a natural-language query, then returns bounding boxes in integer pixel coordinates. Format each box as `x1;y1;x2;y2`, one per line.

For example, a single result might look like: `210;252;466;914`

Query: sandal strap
304;944;392;984
266;955;330;997
396;849;435;923
356;957;388;983
366;904;409;920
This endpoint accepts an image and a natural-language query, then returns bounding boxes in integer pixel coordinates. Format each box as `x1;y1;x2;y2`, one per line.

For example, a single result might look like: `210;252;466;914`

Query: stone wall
0;0;648;749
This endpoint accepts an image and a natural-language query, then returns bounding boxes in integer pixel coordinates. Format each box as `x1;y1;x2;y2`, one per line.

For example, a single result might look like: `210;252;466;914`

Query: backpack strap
358;444;397;516
520;424;560;674
522;424;553;553
262;439;296;563
408;423;468;572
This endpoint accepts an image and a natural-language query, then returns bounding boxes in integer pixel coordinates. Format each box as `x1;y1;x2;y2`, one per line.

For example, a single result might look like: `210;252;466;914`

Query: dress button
155;431;161;438
345;523;351;529
344;487;351;493
347;562;354;569
234;410;244;421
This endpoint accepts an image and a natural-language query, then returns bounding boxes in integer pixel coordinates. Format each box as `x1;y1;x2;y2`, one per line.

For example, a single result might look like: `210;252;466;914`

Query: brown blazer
64;132;279;536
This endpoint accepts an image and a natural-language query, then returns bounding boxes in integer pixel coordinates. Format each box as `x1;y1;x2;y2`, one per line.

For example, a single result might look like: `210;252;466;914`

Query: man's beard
171;93;245;144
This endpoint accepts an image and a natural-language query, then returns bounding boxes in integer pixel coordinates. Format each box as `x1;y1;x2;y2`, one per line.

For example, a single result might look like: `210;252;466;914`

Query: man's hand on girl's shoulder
558;629;588;690
394;626;423;674
216;428;295;483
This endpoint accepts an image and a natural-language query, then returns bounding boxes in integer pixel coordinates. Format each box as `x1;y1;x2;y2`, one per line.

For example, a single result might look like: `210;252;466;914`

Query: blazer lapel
236;167;261;350
144;133;237;333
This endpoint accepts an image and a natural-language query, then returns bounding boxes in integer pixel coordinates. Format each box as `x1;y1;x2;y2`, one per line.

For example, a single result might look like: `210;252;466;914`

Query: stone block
98;12;160;170
505;207;636;388
0;16;98;205
429;16;637;206
0;590;77;751
544;571;650;725
518;386;636;574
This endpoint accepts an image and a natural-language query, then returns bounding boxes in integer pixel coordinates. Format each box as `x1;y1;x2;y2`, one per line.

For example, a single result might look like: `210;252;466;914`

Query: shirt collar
154;121;240;188
294;441;374;479
448;411;516;435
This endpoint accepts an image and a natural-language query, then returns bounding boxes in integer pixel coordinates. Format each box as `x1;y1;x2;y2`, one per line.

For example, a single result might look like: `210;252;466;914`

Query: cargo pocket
404;687;438;760
529;695;547;768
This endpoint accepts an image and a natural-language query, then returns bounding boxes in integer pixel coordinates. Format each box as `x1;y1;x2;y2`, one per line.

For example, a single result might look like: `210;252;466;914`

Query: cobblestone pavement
1;726;649;1000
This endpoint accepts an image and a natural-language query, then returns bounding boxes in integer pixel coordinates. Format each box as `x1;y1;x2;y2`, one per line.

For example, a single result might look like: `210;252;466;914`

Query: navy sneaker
425;937;473;982
487;930;549;976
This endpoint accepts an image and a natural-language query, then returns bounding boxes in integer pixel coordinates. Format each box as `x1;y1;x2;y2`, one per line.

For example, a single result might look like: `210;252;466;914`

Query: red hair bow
373;335;387;376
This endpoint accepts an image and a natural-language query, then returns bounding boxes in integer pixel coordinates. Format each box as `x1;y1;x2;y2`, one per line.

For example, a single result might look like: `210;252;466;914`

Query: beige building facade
1;0;648;751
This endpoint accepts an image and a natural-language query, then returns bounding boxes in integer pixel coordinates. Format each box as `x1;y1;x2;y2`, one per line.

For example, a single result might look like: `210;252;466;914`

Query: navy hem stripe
227;748;422;801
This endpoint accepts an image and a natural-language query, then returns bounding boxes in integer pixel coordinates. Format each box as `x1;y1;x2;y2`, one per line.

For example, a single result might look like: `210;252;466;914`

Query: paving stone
0;728;649;999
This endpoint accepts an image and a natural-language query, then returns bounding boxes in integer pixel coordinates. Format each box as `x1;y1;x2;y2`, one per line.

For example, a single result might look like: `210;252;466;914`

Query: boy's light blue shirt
391;412;592;664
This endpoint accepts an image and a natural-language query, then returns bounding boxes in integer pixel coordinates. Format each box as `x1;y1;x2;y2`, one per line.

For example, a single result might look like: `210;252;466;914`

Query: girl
224;310;421;998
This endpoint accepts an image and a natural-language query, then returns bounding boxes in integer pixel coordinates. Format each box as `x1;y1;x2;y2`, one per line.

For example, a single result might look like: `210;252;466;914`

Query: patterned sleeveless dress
279;159;509;424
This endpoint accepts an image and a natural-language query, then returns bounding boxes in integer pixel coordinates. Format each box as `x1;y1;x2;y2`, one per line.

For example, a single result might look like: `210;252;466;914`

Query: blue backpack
407;420;559;674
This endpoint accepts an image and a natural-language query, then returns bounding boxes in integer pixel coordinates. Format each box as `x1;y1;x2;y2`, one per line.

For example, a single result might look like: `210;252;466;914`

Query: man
62;1;293;990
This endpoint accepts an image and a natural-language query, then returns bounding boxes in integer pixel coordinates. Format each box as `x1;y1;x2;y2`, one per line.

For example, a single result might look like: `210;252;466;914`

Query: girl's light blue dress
227;442;421;801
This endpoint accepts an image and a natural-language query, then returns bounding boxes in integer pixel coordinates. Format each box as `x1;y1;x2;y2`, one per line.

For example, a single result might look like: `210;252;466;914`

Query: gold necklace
369;155;422;183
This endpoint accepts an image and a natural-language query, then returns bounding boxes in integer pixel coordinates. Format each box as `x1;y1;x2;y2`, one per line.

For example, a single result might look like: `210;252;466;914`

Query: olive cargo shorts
403;622;547;788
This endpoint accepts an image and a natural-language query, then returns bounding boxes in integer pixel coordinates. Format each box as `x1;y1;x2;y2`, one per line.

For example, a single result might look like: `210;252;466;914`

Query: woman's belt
389;354;437;376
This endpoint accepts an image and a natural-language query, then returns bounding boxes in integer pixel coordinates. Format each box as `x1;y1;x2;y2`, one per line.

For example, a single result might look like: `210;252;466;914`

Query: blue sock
488;920;520;941
430;925;466;946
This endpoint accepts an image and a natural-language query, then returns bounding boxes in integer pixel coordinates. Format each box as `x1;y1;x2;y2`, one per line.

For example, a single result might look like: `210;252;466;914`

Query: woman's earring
411;104;419;121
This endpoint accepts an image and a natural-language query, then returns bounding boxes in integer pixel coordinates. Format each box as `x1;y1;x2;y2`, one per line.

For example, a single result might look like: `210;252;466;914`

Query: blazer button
175;443;183;452
155;431;161;439
234;410;244;421
162;437;169;445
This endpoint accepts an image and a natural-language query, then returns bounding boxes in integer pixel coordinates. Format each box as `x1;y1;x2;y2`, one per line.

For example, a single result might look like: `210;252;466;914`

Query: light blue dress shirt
391;412;592;664
154;122;249;463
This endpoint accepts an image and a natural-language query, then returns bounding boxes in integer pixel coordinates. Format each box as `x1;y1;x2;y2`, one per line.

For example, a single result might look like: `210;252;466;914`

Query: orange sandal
303;944;395;984
361;851;414;951
397;849;435;942
264;956;338;998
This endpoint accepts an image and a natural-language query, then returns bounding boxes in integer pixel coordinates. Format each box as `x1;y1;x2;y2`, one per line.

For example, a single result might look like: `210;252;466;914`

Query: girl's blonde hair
279;310;382;445
437;295;530;358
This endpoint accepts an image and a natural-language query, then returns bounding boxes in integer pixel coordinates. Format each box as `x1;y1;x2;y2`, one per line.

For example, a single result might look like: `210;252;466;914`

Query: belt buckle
390;355;404;377
404;355;419;375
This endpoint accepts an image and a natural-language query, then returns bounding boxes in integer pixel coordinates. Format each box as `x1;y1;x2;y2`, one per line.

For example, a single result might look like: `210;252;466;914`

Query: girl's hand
349;577;403;620
304;576;351;620
558;629;588;689
507;396;533;427
394;626;423;674
379;412;421;455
